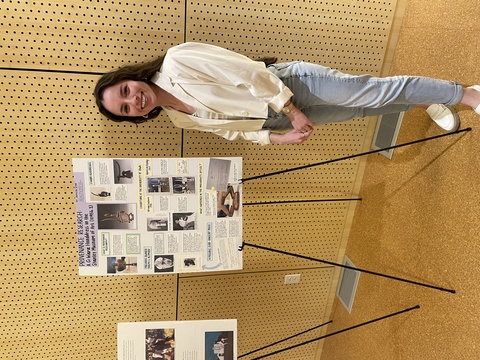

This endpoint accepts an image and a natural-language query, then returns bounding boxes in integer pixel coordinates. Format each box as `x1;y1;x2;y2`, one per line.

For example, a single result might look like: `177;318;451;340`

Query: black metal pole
238;320;332;358
239;127;471;183
239;242;455;294
243;198;361;206
251;305;420;359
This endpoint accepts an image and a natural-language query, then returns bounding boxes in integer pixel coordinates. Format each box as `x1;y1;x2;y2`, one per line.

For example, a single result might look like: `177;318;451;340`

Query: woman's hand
287;106;314;133
269;128;313;144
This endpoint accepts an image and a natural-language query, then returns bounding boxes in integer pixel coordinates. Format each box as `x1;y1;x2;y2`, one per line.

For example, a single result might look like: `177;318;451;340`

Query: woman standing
95;42;479;145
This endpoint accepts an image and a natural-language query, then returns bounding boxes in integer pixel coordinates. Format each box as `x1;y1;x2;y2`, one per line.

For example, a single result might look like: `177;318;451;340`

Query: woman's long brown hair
94;53;277;124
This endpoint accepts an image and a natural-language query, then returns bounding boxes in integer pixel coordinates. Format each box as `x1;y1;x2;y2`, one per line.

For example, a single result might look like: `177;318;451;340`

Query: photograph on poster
177;255;201;272
216;185;240;218
154;255;174;273
97;203;137;230
146;328;175;360
106;256;138;274
205;331;234;360
146;177;171;194
172;212;196;231
172;176;196;194
113;159;135;184
147;217;169;232
89;187;112;201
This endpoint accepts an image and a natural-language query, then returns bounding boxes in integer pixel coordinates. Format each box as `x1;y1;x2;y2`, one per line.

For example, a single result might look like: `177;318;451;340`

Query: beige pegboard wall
186;0;394;72
0;0;185;70
0;68;180;359
240;202;352;271
178;268;334;359
0;70;182;158
1;0;401;359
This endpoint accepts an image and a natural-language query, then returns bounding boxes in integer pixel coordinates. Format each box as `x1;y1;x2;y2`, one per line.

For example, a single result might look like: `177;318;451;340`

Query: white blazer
151;42;293;145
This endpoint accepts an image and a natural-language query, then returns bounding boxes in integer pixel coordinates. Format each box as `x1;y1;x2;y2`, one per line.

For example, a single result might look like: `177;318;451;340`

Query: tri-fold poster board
118;319;237;360
73;157;243;276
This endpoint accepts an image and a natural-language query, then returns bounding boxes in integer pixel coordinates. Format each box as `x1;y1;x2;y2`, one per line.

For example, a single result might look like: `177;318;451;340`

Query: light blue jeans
264;61;464;130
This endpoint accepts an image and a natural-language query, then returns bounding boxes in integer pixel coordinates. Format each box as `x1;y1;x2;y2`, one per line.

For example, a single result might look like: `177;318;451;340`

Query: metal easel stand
235;130;468;358
238;242;455;294
239;128;471;184
249;305;420;359
242;198;361;206
238;320;332;359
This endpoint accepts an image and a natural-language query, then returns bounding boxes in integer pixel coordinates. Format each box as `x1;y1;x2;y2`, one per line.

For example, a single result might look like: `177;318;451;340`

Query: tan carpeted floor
320;1;480;359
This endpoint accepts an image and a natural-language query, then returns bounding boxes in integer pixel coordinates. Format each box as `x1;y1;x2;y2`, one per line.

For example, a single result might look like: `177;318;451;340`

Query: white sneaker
467;85;480;115
426;104;460;132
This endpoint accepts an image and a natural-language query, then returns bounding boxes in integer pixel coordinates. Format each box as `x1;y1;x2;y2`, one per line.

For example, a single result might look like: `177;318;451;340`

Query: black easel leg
240;127;471;183
243;198;361;206
238;320;332;358
251;305;420;359
239;242;455;294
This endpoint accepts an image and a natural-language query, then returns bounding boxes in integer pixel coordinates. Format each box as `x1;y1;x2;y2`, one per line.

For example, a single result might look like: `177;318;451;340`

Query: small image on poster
172;212;196;231
205;331;234;360
97;203;137;230
146;328;174;360
113;159;135;184
154;255;174;273
106;256;138;275
147;216;169;232
206;158;231;190
172;176;196;194
146;177;170;194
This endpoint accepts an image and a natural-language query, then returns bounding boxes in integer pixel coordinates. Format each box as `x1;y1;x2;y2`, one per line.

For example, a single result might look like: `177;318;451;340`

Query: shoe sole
448;107;460;132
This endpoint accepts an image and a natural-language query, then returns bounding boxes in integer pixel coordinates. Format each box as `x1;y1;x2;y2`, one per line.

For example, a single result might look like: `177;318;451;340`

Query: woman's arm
281;100;314;132
269;128;313;144
211;126;313;145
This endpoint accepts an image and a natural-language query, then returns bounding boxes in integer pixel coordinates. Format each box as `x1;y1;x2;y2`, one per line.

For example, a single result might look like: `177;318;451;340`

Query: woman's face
101;80;157;117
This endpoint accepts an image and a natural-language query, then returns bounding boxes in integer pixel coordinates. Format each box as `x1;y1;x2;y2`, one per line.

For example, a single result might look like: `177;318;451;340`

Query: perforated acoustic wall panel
186;0;392;72
1;0;185;71
1;0;399;359
179;268;333;359
0;69;180;359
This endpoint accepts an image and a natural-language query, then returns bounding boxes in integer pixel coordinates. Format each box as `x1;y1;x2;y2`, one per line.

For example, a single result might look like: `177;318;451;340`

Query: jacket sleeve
164;42;293;113
164;108;272;145
182;123;272;146
208;128;272;146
